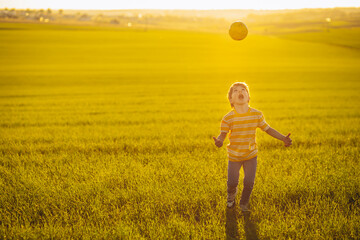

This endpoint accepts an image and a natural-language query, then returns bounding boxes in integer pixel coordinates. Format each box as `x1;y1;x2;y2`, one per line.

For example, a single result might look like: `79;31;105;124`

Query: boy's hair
228;82;250;107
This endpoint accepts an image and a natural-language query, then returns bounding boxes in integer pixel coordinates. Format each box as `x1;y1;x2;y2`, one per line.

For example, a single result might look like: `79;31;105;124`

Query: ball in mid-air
229;21;248;41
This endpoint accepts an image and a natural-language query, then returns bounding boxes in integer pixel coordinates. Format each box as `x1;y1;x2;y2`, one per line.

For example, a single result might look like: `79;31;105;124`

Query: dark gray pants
227;156;257;205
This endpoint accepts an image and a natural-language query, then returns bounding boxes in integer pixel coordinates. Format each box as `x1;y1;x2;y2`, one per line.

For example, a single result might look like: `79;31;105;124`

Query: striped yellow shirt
221;107;270;162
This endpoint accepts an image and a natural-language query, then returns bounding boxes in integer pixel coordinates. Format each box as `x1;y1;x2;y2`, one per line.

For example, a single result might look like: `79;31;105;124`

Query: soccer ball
229;21;248;41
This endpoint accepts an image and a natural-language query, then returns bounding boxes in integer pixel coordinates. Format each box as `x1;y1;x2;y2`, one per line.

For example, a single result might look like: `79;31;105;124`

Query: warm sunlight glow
1;0;360;10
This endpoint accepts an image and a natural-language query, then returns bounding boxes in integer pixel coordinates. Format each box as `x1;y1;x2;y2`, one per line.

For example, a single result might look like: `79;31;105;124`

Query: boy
213;82;292;211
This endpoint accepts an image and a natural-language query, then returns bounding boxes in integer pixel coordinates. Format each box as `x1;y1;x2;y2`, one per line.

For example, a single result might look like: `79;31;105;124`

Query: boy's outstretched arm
213;132;227;148
265;127;292;147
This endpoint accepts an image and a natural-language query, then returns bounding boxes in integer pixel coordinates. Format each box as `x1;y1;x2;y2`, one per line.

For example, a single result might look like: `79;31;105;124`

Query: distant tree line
0;8;359;32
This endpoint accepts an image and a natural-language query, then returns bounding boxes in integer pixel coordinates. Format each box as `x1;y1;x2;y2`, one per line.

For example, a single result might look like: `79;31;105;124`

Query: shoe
227;188;238;208
227;200;235;208
240;203;250;212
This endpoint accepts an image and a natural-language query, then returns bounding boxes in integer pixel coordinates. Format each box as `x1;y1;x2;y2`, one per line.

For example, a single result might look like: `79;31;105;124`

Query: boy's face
230;85;249;106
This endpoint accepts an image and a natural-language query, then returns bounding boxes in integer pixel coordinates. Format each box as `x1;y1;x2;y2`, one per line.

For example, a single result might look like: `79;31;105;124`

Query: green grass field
1;22;360;239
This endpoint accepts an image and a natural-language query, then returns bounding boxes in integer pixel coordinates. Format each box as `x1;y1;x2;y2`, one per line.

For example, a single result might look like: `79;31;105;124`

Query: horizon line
1;6;360;11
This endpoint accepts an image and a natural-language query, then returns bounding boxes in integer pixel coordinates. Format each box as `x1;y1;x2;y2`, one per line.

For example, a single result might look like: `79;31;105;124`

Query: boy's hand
283;133;292;147
213;136;223;148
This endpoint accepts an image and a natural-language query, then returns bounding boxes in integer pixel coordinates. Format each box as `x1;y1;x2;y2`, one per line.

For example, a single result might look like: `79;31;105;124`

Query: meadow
0;22;359;239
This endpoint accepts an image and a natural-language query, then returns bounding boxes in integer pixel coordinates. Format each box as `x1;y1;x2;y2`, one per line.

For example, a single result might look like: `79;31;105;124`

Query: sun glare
1;0;359;10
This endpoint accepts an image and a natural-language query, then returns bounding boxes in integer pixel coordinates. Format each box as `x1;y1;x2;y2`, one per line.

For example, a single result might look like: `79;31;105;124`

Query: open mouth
238;95;244;99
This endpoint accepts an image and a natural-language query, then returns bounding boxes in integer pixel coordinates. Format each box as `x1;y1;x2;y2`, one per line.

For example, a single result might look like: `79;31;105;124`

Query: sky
1;0;359;10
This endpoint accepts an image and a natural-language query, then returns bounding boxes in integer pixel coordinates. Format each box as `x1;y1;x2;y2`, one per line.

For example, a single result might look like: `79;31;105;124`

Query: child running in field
213;82;292;211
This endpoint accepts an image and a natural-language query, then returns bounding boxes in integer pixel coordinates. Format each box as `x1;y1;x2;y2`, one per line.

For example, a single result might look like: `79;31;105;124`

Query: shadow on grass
243;212;259;240
226;208;259;240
